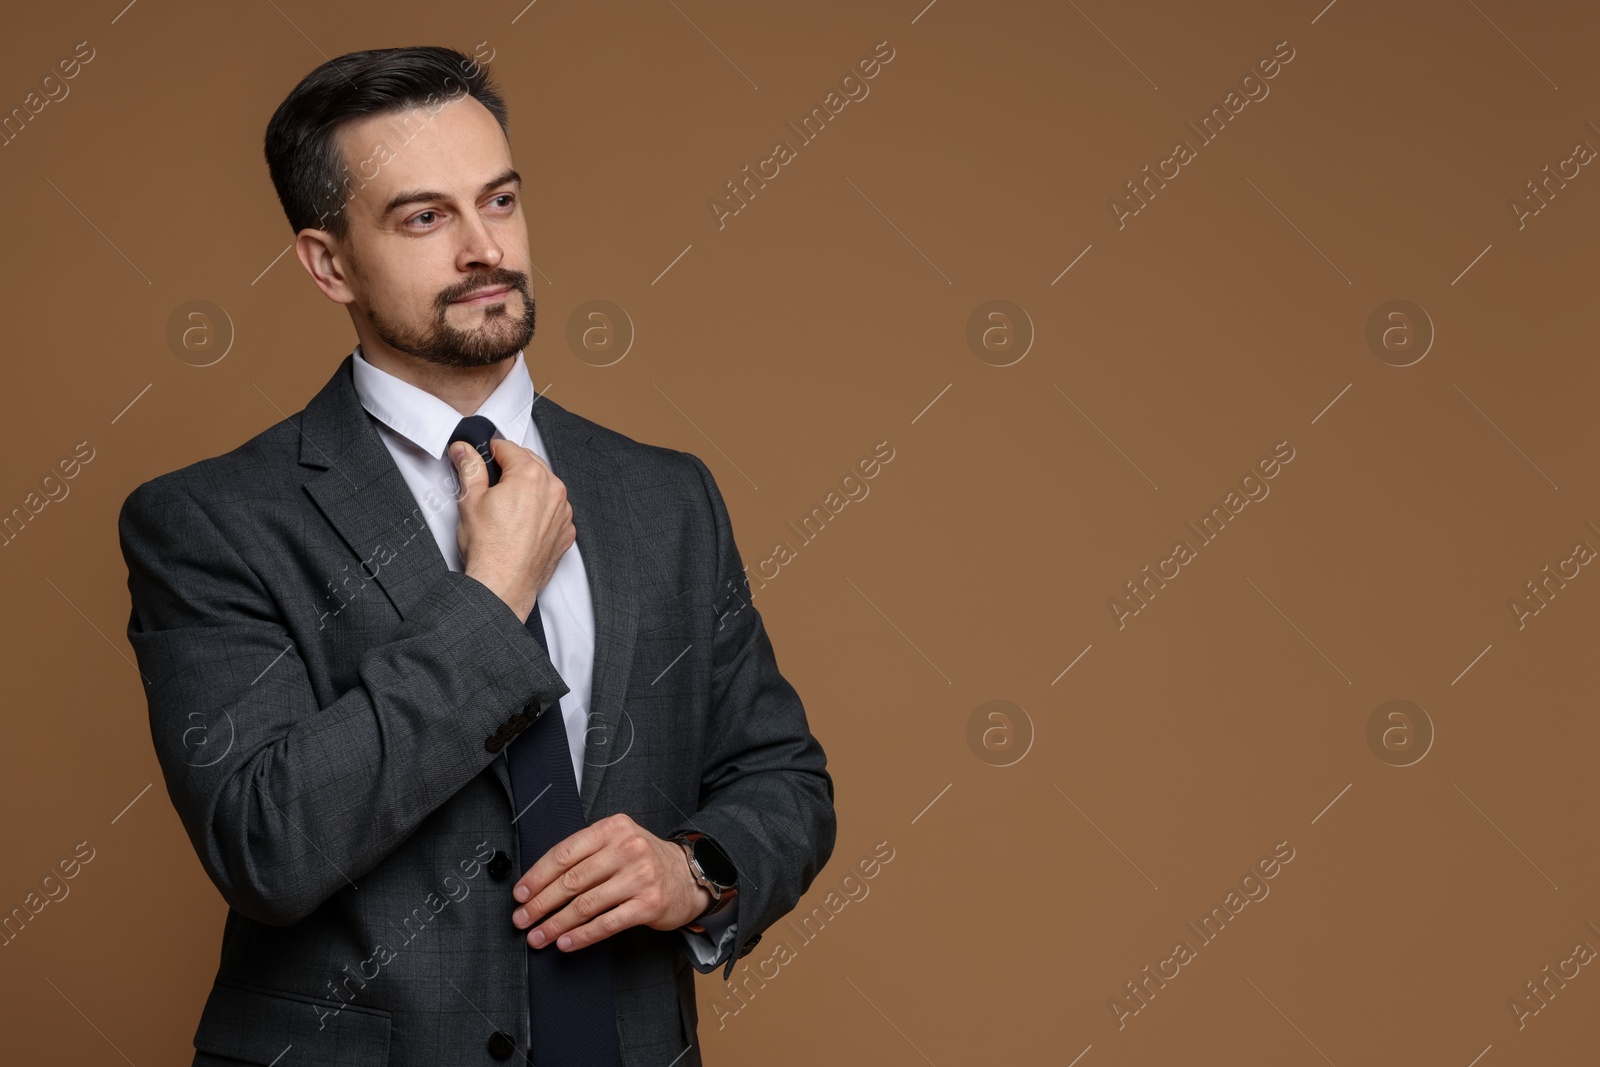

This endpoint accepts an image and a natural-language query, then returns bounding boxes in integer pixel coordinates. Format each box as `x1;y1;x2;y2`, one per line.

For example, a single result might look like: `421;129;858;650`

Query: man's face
331;94;534;369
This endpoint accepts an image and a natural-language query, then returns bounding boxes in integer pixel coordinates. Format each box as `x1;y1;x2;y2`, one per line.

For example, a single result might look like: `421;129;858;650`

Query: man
118;45;835;1067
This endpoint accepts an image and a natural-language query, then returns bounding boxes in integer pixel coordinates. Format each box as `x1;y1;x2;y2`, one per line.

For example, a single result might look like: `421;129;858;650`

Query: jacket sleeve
118;475;569;927
667;453;838;980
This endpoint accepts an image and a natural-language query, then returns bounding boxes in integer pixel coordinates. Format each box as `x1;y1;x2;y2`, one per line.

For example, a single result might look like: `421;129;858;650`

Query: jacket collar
296;353;642;819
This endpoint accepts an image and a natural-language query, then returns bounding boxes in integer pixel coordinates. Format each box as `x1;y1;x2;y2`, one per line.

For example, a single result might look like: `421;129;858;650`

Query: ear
295;228;357;305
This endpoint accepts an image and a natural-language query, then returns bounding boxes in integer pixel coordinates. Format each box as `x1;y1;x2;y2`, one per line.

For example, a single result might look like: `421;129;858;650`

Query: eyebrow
380;168;521;221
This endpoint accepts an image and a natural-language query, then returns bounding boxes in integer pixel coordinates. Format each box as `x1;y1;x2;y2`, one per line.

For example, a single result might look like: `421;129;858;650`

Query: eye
406;210;440;229
490;193;516;209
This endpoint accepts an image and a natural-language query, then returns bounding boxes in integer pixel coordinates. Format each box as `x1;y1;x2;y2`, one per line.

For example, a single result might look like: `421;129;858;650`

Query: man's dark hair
264;45;509;241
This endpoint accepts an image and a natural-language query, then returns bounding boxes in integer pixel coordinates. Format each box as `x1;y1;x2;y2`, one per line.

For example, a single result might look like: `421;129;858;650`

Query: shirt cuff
679;896;739;973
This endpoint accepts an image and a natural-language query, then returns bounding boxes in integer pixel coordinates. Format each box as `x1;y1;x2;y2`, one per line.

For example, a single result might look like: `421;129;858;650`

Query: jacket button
485;734;507;754
487;1029;517;1059
486;850;512;881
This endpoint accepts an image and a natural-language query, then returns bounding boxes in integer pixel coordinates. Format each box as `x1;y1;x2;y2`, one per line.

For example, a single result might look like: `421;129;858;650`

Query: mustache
442;272;529;304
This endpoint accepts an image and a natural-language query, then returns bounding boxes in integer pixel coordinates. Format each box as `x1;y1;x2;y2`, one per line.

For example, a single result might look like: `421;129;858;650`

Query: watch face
692;836;738;887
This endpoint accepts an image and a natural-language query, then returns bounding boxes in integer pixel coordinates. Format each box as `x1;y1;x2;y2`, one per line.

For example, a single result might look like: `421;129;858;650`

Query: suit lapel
297;356;641;822
298;355;453;622
529;391;641;821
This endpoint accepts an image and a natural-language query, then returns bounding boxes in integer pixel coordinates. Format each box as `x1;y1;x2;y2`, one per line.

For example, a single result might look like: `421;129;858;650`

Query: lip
453;285;513;305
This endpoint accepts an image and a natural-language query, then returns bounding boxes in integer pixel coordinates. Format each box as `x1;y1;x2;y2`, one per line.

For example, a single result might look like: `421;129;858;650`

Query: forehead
336;94;512;220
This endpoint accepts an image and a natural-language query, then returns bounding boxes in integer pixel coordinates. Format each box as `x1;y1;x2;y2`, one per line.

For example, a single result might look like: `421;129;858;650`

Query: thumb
450;440;486;496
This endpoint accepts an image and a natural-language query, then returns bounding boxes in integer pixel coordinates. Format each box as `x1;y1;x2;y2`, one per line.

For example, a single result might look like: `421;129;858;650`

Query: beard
362;267;536;369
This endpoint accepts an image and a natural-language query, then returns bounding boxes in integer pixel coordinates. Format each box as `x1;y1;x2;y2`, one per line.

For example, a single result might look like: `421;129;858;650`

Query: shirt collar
350;344;535;460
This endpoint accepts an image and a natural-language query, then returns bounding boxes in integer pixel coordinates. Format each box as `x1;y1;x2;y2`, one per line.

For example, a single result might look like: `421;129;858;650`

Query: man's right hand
450;437;575;624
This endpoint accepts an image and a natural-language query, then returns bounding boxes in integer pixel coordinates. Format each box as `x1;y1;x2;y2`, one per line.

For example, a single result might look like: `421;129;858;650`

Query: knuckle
560;869;582;893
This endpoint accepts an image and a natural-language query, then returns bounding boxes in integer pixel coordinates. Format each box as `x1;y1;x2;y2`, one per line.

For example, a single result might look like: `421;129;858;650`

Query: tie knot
448;415;503;486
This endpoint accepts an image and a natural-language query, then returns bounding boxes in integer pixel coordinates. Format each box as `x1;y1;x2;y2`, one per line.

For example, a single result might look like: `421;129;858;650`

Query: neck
357;340;517;417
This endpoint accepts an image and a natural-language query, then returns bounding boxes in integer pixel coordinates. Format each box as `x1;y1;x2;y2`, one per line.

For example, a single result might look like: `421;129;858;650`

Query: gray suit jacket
117;355;836;1066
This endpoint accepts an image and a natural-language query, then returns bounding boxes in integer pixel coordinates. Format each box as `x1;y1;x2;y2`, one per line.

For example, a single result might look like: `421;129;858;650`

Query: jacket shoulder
554;400;708;492
119;412;308;522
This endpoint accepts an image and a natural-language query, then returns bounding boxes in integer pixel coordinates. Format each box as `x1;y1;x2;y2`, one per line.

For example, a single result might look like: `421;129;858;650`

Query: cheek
354;243;438;308
378;273;445;316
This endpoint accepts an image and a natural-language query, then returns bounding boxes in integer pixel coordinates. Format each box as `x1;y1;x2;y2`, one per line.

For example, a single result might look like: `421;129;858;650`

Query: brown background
2;0;1597;1063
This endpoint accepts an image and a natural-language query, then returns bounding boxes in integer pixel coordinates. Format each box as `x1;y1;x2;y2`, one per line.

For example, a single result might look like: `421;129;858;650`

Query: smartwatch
673;832;738;932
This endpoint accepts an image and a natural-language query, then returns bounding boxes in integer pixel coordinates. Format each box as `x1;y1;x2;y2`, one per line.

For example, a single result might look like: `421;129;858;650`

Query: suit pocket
636;586;694;635
192;979;391;1066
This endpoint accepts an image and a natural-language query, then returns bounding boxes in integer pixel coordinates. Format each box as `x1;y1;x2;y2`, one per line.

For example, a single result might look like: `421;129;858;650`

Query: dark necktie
448;416;622;1066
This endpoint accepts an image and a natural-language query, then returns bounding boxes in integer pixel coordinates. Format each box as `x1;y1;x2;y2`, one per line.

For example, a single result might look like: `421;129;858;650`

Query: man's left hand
511;812;713;950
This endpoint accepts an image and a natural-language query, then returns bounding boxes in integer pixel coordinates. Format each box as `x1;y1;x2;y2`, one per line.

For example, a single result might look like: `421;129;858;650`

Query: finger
513;846;624;930
449;440;486;496
528;827;673;948
526;870;633;949
489;436;545;473
512;819;613;905
543;893;652;953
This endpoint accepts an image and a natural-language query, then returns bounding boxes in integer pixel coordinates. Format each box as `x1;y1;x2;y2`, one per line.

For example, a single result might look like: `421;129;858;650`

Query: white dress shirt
349;344;736;970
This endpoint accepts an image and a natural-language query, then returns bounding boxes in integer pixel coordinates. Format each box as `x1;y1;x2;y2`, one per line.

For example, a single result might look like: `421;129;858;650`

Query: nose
456;211;506;273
